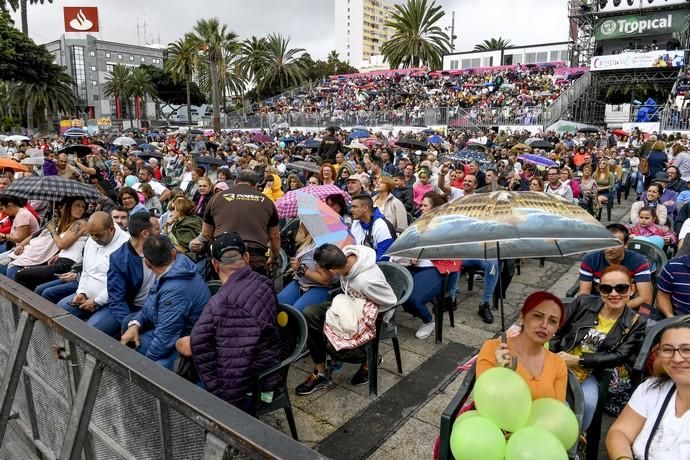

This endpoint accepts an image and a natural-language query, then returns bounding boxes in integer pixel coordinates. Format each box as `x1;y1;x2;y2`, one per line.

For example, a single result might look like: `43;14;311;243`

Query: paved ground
262;196;633;459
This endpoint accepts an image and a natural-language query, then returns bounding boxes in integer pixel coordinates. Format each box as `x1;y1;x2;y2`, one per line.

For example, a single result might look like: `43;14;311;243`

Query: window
536;52;548;63
549;50;560;62
117;54;122;60
89;51;95;57
560;50;570;61
90;65;96;71
93;94;99;101
106;64;114;72
450;60;459;70
482;56;494;67
129;55;134;61
91;80;98;86
141;57;146;62
525;52;537;64
70;45;88;107
105;52;111;58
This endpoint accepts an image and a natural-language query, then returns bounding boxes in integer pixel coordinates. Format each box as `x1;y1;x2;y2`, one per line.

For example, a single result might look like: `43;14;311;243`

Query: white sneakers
415;322;436;339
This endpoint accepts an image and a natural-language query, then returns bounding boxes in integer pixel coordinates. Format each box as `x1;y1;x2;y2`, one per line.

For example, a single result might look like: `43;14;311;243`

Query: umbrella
0;158;29;172
60;144;95;157
449;150;489;164
138;143;159;152
352;125;368;132
518;154;558;168
204;129;215;137
5;135;29;143
136;151;165;160
578;127;599;134
63;128;88;137
511;143;532;153
361;137;383;148
348;131;369;140
297;192;355;248
0;135;6;141
276;122;289;130
2;176;102;202
396;138;429;150
422;128;436;134
304;139;321;149
346;141;369;150
611;129;629;137
276;184;351;219
24;148;44;158
113;136;137;146
243;143;260;150
188;128;204;135
427;134;445;145
386;191;620;330
20;157;44;166
286;161;321;174
556;125;577;133
194;155;226;166
527;139;554;150
251;134;274;144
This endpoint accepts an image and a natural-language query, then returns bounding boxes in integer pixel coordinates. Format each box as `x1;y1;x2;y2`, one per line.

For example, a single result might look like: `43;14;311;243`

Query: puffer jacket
190;265;282;408
131;254;211;362
107;241;144;327
549;294;646;375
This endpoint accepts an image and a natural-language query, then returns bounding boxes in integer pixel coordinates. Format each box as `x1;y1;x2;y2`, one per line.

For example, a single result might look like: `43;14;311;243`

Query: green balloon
474;367;532;432
279;141;286;149
453;410;480;429
450;416;506;460
526;398;579;449
505;426;568;460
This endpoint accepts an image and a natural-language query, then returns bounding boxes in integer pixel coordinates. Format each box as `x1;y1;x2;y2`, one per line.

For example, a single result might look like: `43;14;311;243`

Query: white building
442;42;572;70
334;0;396;70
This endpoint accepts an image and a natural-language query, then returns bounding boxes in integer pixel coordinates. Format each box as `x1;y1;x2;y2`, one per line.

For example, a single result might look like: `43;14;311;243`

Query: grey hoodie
341;245;397;312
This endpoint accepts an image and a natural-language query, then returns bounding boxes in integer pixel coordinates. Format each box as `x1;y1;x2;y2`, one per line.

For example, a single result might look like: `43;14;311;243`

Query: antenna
136;19;140;46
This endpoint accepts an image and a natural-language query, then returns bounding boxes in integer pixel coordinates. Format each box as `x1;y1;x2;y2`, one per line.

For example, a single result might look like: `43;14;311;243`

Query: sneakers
350;355;383;386
415;322;436;339
327;359;343;374
478;303;494;324
295;371;333;395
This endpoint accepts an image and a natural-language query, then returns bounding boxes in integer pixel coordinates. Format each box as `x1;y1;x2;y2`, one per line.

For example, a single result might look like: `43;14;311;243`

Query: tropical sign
595;10;689;39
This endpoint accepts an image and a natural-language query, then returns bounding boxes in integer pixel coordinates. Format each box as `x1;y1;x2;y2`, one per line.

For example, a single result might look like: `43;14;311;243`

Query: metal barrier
660;106;690;131
0;277;324;460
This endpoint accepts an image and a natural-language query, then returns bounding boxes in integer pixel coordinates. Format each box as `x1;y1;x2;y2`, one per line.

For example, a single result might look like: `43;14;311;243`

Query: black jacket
549;294;646;374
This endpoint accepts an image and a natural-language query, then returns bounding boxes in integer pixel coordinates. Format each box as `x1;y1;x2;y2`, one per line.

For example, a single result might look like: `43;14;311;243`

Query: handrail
543;71;592;128
0;276;324;460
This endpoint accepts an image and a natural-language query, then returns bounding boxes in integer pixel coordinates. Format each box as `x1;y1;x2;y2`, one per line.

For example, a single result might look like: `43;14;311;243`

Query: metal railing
660;106;690;131
0;277;324;460
543;71;592;127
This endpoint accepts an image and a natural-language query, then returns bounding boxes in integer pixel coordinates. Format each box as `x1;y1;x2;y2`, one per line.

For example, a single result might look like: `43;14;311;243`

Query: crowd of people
1;121;690;458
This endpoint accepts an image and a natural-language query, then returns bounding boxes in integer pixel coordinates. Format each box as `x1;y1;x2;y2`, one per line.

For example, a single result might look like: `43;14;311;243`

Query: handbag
324;293;378;351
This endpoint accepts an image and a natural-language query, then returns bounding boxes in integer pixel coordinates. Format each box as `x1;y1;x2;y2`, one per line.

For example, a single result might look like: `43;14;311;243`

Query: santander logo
69;9;93;31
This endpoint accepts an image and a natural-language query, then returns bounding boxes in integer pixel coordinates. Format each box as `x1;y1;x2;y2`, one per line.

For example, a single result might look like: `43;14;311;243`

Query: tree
188;18;240;132
238;36;268;88
1;0;52;35
256;33;306;95
327;50;340;74
127;67;156;120
103;64;131;119
381;0;450;70
474;37;512;52
141;64;205;121
165;36;199;126
8;69;74;130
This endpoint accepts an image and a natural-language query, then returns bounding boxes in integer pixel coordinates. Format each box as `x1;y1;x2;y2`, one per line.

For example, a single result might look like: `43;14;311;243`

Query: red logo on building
64;7;99;32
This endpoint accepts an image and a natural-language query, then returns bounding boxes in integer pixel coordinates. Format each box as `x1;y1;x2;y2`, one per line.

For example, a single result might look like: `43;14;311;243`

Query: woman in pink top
0;196;39;253
627;206;676;246
413;167;434;209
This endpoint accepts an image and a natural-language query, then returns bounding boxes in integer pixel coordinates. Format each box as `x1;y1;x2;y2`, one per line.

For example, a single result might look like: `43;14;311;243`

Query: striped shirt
657;255;690;315
580;250;652;291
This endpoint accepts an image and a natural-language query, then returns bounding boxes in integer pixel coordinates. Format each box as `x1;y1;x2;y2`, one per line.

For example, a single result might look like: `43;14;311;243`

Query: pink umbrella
251;133;275;144
297;192;355;249
362;137;383;148
204;129;215;137
276;184;351;220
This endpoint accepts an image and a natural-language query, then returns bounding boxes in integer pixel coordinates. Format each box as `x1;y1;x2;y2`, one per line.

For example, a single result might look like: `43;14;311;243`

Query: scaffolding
568;0;597;68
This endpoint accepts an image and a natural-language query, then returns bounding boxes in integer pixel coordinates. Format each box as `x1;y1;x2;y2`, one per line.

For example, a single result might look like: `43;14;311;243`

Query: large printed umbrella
2;176;102;202
297;192;355;248
276;184;351;219
449;150;489;164
386;191;620;330
518;154;558;168
113;136;137;146
396;138;429;150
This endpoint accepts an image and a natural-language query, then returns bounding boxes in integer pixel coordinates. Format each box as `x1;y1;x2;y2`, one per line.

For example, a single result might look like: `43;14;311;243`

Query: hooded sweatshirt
262;174;285;201
341;245;397;312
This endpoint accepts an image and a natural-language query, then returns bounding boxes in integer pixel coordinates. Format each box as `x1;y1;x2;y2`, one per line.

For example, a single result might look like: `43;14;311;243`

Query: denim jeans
581;375;599;431
121;312;178;370
460;259;499;305
57;295;120;337
0;264;18;280
277;280;331;312
404;266;442;323
35;280;78;304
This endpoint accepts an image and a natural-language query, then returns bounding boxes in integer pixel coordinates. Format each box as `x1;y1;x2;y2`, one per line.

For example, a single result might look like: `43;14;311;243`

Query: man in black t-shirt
190;170;280;275
317;127;345;163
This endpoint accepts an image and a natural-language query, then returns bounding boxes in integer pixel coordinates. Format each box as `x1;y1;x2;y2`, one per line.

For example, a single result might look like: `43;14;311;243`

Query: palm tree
327;50;340;74
165;37;199;126
103;64;131;120
257;33;307;95
238;36;268;87
1;0;52;35
381;0;450;70
188;18;240;132
127;67;157;120
9;70;74;130
474;37;512;52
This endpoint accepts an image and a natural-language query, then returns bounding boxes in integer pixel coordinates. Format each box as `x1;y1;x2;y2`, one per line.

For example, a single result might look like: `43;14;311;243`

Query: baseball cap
653;171;670;182
347;173;364;183
211;232;247;261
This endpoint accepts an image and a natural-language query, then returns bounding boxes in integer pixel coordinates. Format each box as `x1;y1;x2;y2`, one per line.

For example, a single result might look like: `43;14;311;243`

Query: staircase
542;71;593;128
659;52;690;131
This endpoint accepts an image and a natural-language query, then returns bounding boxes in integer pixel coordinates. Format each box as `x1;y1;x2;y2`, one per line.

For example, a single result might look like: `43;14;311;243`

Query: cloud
13;0;569;61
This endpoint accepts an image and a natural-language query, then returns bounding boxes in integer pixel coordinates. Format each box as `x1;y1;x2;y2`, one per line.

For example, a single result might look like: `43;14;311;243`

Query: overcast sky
13;0;569;58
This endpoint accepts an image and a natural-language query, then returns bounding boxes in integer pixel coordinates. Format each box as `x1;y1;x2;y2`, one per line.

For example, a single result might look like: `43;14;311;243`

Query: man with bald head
56;211;129;331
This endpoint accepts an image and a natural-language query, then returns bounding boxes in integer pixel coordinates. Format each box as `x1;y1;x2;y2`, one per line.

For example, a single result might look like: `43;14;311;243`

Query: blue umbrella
139;143;158;152
352;125;368;132
518;154;558;168
304;139;321;149
281;137;296;144
427;134;445;145
449;150;489;164
348;131;369;140
423;128;435;134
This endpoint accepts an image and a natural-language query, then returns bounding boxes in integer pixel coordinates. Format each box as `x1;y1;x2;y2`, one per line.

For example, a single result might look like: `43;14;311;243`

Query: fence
660;106;690;131
0;277;324;460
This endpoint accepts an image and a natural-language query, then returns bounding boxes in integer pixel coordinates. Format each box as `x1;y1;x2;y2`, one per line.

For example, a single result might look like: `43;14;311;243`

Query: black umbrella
395;138;429;150
136;151;164;160
194;155;226;166
3;176;102;202
189;128;204;135
60;145;93;157
448;150;489;164
578;127;600;134
527;139;555;150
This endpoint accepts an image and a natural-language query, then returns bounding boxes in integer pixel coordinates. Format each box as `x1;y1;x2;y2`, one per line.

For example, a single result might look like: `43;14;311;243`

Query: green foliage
0;11;63;84
382;0;451;69
474;37;512;51
8;69;74;129
142;65;205;106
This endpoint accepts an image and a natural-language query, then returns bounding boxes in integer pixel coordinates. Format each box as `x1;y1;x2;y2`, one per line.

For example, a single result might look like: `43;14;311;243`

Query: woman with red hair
477;291;568;401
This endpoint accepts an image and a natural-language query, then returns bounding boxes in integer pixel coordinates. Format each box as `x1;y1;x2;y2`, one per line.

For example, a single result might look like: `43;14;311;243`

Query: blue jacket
132;255;211;361
107;241;144;327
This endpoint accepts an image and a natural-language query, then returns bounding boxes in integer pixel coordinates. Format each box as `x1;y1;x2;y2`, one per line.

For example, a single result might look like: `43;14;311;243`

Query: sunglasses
598;283;630;295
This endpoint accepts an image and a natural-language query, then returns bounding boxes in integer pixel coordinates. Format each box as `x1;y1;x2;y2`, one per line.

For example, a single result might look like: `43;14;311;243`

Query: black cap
653;171;670;182
211;232;247;261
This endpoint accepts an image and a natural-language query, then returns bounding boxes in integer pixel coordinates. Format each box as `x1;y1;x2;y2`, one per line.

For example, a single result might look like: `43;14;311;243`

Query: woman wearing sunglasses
606;322;690;460
550;264;647;432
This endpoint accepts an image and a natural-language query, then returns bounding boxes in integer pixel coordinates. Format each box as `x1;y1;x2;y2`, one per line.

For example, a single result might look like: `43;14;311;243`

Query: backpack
639;157;649;175
362;216;398;250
